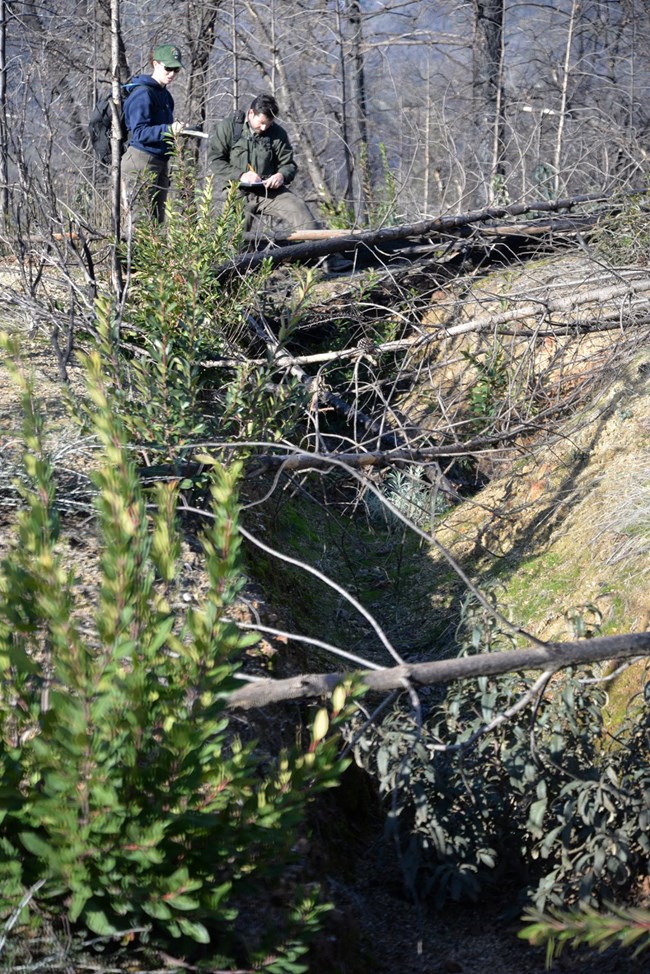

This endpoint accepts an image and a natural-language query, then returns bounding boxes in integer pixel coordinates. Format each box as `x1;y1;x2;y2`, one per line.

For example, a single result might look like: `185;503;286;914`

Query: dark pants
121;147;170;226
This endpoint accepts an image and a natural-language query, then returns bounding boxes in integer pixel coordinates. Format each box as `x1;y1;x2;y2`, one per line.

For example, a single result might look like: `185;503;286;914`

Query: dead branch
215;189;644;276
226;630;650;709
202;302;650;371
244;312;405;449
277;214;599;243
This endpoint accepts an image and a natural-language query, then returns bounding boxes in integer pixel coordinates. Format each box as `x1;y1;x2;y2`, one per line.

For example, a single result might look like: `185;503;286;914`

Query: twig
0;878;46;955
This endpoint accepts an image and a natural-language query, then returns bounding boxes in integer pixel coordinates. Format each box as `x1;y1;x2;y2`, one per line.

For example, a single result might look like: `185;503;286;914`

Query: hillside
0;222;648;973
407;249;650;705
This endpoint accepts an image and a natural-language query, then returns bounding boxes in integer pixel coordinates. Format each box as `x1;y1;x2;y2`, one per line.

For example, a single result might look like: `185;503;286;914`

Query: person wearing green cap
121;44;184;226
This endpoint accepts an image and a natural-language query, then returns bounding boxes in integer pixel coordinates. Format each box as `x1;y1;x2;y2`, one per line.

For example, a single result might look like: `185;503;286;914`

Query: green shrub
100;153;308;469
0;340;349;971
520;901;650;968
353;591;649;913
591;190;650;265
460;346;510;431
319;142;398;229
365;464;452;531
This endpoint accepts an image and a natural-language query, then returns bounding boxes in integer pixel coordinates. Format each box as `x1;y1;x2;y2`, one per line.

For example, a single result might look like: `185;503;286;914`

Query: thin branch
0;879;46;955
236;523;405;667
232;620;384;671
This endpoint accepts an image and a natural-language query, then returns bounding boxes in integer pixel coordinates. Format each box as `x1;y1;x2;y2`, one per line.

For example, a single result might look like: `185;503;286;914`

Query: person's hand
170;121;184;135
263;172;284;190
240;169;262;185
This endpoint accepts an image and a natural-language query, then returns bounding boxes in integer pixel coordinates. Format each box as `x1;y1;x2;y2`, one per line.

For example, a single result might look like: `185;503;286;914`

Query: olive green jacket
208;117;298;190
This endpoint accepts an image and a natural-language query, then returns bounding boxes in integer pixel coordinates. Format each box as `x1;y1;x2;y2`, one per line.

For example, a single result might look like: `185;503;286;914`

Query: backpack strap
231;110;246;149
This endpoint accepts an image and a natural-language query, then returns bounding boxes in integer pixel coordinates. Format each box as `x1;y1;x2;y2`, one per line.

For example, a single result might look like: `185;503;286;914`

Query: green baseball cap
153;44;183;68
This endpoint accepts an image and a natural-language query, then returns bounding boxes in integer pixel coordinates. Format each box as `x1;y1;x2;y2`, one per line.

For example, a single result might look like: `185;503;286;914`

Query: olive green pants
217;184;320;237
121;147;170;226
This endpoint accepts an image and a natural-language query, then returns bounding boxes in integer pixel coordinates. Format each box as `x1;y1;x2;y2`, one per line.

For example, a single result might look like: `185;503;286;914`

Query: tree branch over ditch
226;631;650;709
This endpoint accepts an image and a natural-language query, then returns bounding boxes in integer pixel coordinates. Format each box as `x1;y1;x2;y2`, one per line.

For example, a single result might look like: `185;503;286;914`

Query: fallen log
226;631;650;709
278;214;599;243
215;187;647;277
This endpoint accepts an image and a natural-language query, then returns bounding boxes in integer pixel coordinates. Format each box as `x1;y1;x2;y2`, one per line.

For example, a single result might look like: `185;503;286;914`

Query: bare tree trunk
0;0;8;228
184;0;220;163
423;62;431;216
472;0;507;205
231;0;239;105
97;0;129;81
553;0;579;197
347;0;369;223
110;0;123;295
335;0;354;205
241;0;335;207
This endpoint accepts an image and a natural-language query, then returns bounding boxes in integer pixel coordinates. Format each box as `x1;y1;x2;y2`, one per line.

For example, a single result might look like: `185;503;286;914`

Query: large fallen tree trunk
227;630;650;709
216;188;647;276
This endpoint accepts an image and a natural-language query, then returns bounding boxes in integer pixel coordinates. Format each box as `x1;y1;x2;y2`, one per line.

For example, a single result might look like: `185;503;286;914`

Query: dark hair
249;94;280;119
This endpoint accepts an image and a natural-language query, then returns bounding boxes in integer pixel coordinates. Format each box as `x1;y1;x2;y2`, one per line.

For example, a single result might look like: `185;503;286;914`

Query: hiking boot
323;253;354;274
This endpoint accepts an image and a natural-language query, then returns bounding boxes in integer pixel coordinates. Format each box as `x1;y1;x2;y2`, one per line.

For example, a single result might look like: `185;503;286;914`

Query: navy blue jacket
123;75;174;158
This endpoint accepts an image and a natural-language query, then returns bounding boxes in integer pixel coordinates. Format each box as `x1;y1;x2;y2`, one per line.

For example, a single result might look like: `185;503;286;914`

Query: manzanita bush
354;590;649;914
0;338;349;972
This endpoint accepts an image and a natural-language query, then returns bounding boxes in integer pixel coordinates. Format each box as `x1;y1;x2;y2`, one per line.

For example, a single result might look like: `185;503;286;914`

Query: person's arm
271;127;298;186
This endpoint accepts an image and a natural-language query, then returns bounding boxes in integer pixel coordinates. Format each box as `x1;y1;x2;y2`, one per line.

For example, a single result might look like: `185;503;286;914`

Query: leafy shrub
520;900;650;967
99;153;308;468
365;464;451;531
319;141;398;228
591;191;650;265
353;591;649;913
0;341;349;971
460;346;510;430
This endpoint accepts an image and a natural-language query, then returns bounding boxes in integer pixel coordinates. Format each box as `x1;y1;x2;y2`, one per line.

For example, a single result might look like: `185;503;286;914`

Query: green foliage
564;602;603;639
320;198;356;230
0;343;350;969
520;902;650;969
591;190;650;265
97;153;307;467
366;465;451;531
491;173;511;207
365;144;399;228
460;347;509;428
320;142;398;229
353;590;649;913
531;164;557;202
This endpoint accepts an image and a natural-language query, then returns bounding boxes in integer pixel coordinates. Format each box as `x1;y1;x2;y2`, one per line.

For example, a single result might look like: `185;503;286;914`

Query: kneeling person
208;93;320;236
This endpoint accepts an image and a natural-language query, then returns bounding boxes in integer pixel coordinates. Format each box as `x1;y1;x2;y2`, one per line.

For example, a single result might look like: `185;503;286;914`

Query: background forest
2;0;650;231
0;2;649;974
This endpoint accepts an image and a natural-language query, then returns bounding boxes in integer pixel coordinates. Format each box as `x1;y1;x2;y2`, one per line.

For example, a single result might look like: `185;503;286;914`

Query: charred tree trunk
184;1;220;164
0;0;8;228
347;0;369;224
110;0;123;295
472;0;507;206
